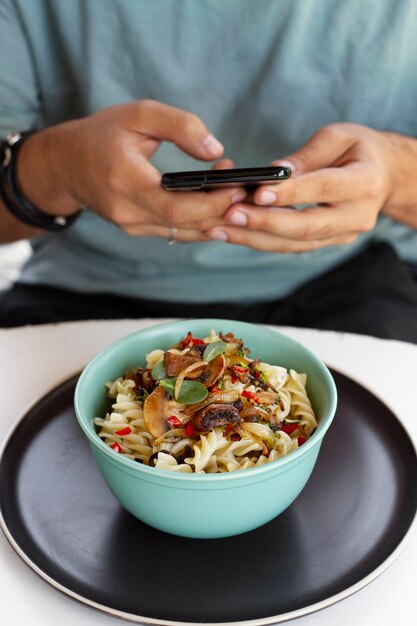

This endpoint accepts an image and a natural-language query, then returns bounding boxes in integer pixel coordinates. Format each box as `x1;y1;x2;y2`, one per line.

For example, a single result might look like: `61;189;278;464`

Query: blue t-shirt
1;0;416;303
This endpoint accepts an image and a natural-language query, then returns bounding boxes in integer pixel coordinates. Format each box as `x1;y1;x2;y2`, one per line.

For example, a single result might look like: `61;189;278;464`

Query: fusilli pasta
95;330;317;473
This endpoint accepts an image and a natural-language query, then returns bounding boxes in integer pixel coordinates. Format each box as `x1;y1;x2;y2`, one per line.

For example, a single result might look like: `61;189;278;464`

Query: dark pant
1;243;417;343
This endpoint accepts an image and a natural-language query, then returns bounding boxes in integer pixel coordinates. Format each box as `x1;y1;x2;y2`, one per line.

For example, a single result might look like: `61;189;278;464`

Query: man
1;0;417;340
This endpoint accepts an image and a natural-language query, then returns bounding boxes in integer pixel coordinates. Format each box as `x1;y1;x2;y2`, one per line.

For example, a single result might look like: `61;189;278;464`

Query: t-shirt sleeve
0;0;41;138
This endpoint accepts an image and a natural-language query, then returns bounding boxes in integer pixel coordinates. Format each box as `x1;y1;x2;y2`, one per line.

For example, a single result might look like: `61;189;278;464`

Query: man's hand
207;123;417;252
16;100;246;243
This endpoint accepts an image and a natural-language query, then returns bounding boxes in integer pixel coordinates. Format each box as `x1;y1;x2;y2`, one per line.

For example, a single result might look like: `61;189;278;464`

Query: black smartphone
161;165;291;191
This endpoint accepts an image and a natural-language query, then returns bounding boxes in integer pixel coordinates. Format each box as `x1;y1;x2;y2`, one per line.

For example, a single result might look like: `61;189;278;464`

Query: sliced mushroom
240;406;263;422
183;389;239;416
197;354;226;387
232;398;244;412
219;331;242;347
188;344;207;357
219;332;248;355
125;367;155;391
164;352;203;377
193;402;242;432
143;385;170;438
255;390;282;405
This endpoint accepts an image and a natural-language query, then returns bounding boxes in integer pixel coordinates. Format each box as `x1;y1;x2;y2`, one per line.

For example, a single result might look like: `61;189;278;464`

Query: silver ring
168;227;178;245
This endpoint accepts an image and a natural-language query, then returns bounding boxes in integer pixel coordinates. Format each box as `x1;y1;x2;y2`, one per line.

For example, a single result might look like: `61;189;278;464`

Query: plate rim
0;368;416;626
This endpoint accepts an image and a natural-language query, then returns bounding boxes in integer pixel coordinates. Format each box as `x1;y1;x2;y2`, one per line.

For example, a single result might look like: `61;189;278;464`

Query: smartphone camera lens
278;166;291;178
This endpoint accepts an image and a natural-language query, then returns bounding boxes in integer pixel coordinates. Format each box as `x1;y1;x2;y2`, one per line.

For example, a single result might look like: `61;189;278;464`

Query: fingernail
228;210;247;226
258;190;276;205
209;229;228;241
232;189;247;203
201;134;223;156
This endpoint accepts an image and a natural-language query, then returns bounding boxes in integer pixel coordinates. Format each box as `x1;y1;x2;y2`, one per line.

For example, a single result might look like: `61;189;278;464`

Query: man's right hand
15;100;246;242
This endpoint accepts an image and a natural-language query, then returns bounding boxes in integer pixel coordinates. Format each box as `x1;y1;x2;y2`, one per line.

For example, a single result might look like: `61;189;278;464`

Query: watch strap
0;131;82;231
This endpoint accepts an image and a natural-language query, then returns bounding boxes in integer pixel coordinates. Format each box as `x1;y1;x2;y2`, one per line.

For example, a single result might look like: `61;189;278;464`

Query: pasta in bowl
95;330;318;473
75;319;337;538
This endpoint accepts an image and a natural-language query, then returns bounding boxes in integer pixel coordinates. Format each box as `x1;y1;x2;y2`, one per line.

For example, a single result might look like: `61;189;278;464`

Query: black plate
0;370;416;624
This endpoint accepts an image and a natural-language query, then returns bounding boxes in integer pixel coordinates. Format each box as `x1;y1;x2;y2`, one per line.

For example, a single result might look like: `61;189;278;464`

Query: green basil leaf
152;360;166;381
203;340;227;363
177;380;208;405
159;378;176;397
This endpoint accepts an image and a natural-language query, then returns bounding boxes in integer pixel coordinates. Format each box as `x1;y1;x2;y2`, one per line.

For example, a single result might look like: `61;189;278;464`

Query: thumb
128;100;224;161
272;125;355;175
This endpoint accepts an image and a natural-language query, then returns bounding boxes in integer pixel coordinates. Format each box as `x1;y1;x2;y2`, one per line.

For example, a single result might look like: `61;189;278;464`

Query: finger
123;157;247;224
212;158;235;170
111;179;247;228
105;191;213;240
122;223;210;243
158;186;247;225
223;202;377;241
271;125;357;176
254;163;370;207
127;100;224;161
207;225;357;253
177;215;226;230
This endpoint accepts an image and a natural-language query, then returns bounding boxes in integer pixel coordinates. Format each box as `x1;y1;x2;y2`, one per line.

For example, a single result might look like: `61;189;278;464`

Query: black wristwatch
0;131;82;231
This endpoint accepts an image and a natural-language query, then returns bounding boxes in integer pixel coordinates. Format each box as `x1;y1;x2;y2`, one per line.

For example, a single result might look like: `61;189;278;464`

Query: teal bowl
74;319;337;538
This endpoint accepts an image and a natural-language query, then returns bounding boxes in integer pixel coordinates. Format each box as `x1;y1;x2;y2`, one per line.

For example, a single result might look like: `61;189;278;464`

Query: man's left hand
207;123;417;252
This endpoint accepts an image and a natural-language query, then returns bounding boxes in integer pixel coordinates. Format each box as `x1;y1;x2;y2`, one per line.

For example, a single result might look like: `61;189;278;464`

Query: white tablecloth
0;320;416;626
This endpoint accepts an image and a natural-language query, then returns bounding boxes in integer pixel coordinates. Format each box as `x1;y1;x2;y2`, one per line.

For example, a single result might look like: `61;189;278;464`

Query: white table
0;320;416;626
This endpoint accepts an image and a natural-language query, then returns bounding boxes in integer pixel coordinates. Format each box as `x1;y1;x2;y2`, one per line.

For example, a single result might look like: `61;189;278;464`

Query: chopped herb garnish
159;378;176;397
152;360;167;381
203;340;227;363
177;380;208;404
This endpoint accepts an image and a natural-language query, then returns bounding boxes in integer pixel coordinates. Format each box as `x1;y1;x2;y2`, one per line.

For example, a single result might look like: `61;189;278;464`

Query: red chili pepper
115;426;132;436
297;436;307;446
223;424;234;437
281;423;298;435
166;415;182;428
231;375;238;384
185;421;196;437
110;442;123;453
182;331;193;347
182;332;205;347
242;390;259;402
233;366;248;374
